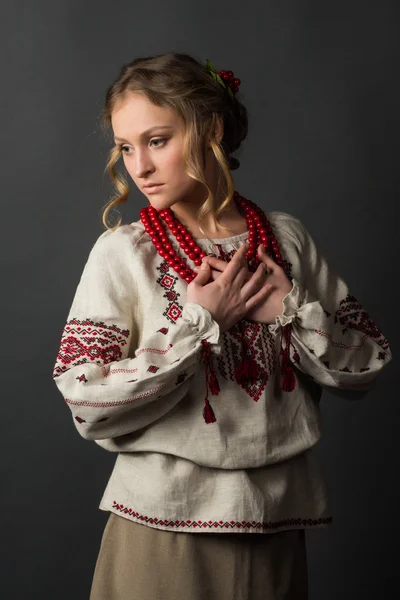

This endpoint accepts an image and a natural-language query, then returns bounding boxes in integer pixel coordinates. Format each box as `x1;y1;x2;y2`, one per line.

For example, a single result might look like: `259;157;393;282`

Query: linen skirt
89;512;308;600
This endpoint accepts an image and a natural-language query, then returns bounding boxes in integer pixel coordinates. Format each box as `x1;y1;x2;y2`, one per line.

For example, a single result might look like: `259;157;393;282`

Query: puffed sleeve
52;229;220;440
268;215;392;391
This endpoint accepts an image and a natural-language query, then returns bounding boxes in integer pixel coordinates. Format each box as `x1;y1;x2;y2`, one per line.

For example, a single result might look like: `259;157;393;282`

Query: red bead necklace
139;191;296;424
139;191;286;278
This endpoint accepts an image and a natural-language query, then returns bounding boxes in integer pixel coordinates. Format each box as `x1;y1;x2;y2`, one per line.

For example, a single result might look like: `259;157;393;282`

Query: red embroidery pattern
136;344;173;357
147;365;159;373
112;501;332;531
314;329;368;350
217;319;277;401
156;262;184;324
53;318;130;378
65;384;168;407
213;245;294;400
175;372;188;385
335;294;390;351
75;416;108;424
101;367;138;377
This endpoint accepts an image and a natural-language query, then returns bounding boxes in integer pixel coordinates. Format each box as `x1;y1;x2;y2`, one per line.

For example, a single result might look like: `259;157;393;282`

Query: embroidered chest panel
155;246;294;400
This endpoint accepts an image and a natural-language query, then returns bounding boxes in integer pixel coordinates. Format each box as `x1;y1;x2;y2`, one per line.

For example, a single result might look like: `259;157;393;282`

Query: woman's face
111;92;202;211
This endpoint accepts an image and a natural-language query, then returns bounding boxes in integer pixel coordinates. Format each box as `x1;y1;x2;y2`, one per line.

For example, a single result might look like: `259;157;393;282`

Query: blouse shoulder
266;210;307;250
88;220;147;261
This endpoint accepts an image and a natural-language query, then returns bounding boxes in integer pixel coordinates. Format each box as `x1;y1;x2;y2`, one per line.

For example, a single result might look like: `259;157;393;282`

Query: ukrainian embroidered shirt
52;211;392;533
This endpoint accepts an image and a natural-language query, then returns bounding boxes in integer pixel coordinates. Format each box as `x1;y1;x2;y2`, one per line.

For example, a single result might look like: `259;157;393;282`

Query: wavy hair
101;52;248;233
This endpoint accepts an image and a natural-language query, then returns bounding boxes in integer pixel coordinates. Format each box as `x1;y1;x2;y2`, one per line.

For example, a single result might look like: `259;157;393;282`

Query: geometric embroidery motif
52;317;130;378
216;319;278;401
213;243;292;400
335;294;390;353
112;500;332;531
156;261;184;325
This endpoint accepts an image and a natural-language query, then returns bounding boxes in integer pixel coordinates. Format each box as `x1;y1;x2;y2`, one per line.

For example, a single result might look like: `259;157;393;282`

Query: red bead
183;246;190;254
155;242;162;250
171;228;178;235
174;256;181;263
188;252;196;260
169;249;175;256
185;276;193;283
160;236;167;243
180;242;186;249
194;246;202;254
173;265;180;273
184;234;191;241
179;270;186;278
176;234;183;242
168;259;175;266
188;240;196;248
199;252;206;259
234;78;241;85
194;259;202;266
151;237;159;244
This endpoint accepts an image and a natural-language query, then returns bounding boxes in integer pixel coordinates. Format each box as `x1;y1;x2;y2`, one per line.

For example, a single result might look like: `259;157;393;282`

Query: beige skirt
89;512;308;600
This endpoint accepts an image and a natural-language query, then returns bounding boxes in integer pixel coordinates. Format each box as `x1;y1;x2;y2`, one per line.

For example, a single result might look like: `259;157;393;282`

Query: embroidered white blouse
52;210;392;533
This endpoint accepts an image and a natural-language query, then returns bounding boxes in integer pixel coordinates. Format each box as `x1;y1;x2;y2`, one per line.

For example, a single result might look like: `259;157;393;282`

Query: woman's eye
150;138;167;148
121;145;131;154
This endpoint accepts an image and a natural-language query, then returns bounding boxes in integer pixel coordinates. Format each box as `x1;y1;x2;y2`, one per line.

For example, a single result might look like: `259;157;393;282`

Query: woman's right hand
186;243;273;332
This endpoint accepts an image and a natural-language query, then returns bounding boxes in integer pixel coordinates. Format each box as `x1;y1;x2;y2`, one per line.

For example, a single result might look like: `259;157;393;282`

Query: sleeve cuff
268;278;307;336
182;302;221;352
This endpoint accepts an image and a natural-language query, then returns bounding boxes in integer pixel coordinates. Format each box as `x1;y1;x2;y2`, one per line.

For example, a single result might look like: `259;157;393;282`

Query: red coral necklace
140;191;296;424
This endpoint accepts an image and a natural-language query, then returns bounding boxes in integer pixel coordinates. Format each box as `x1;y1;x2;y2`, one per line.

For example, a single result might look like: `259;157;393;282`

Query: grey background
1;1;398;598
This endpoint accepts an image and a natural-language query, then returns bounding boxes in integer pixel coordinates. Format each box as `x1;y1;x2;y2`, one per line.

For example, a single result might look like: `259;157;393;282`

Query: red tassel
201;340;219;423
235;321;260;385
234;357;260;385
279;324;296;392
209;371;220;394
203;399;216;424
281;361;295;391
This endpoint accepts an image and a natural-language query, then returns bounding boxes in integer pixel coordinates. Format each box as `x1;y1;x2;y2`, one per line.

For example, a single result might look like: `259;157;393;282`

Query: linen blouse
52;209;392;533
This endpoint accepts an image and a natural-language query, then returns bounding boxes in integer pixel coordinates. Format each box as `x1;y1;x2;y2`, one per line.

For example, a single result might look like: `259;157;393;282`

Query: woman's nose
134;151;154;178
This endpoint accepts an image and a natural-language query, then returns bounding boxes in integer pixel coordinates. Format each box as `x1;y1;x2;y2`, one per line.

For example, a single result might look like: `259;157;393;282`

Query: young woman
52;52;392;600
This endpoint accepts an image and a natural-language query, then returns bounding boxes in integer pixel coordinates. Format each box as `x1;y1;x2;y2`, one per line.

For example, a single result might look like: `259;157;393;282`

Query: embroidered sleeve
268;220;392;391
52;233;220;440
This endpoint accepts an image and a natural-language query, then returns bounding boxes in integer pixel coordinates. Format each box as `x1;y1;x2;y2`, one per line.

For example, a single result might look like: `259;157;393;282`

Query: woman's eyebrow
114;126;174;143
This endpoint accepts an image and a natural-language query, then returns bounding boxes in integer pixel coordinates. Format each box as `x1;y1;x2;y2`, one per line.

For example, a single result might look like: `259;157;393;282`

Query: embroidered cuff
182;302;221;353
268;278;306;336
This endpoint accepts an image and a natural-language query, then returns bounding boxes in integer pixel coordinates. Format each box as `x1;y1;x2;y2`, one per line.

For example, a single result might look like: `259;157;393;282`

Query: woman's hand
186;243;274;332
195;244;293;325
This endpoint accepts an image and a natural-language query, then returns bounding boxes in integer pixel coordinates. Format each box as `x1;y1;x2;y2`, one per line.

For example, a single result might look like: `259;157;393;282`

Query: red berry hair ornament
205;59;241;98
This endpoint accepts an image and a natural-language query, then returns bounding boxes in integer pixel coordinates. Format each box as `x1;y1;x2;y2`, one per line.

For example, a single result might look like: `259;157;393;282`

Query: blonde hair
101;52;248;232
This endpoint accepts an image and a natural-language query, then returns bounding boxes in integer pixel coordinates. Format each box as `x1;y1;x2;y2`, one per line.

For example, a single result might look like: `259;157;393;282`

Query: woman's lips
143;184;165;193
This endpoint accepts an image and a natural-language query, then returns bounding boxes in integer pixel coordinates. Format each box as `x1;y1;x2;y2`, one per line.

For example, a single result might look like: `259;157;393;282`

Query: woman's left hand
196;244;293;325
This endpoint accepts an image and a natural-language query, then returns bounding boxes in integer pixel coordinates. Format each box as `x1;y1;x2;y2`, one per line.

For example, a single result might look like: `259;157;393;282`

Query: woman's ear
215;115;224;144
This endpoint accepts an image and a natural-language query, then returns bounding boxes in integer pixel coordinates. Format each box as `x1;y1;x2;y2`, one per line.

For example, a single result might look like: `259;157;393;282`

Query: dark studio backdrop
1;1;398;598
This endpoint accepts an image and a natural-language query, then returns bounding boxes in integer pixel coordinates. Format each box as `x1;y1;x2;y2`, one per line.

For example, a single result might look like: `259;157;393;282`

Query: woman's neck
170;197;248;240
